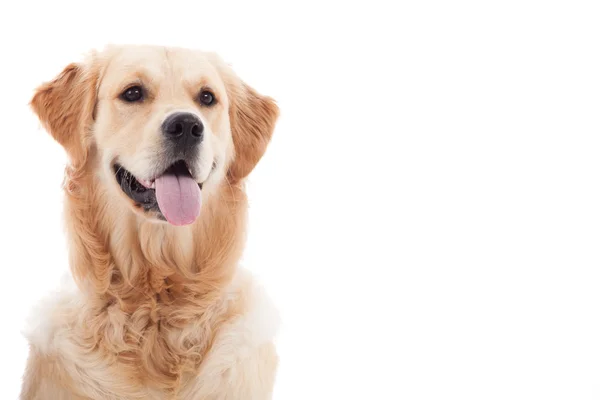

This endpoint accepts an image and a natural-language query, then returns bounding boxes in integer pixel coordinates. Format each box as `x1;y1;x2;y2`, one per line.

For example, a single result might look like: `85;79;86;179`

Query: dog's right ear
31;62;98;165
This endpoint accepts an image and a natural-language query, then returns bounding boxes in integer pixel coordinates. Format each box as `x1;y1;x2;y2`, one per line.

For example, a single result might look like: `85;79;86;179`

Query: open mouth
113;160;203;226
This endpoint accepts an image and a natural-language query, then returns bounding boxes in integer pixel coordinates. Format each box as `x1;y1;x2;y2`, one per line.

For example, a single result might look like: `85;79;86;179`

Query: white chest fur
23;268;280;399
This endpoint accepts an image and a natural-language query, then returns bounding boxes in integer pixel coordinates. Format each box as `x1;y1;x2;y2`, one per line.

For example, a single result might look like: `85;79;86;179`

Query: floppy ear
227;82;279;183
31;62;98;165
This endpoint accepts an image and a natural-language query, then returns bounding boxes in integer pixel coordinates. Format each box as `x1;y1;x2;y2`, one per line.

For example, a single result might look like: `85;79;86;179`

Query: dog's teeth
137;178;154;188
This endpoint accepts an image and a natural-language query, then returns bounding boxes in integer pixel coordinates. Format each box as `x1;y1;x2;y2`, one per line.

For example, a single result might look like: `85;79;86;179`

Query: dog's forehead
100;46;223;91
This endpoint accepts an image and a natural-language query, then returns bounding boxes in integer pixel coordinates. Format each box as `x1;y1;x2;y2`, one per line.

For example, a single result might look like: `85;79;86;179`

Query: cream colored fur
23;269;279;399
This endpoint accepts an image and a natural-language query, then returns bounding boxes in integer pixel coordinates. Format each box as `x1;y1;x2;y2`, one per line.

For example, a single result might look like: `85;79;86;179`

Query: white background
1;0;600;399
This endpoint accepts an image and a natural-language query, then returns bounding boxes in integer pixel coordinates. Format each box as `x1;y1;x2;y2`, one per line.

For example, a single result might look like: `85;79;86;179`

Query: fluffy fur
21;45;279;399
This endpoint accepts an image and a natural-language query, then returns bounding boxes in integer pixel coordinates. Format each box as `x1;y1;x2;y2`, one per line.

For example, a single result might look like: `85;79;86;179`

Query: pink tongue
154;172;202;226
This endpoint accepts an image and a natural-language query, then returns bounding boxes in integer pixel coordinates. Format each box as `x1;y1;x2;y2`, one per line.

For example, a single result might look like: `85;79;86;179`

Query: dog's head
31;45;278;226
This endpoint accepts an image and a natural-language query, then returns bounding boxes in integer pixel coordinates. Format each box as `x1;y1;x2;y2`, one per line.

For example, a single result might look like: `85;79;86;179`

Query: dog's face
96;47;234;225
31;45;278;226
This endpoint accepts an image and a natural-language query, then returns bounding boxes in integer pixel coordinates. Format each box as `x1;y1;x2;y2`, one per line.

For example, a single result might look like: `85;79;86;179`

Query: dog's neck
63;165;248;309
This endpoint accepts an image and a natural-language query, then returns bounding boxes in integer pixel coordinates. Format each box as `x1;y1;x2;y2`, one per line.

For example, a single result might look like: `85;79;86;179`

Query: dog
20;45;280;399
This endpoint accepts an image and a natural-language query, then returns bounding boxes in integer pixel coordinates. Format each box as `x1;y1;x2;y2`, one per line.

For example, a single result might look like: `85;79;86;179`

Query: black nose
161;112;204;142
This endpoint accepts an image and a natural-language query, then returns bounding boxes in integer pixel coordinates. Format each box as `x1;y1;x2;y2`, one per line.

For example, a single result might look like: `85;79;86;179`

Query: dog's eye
120;86;144;103
198;90;216;106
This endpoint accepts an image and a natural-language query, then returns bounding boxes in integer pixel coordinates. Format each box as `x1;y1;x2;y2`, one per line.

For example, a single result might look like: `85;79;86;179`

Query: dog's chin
112;160;204;226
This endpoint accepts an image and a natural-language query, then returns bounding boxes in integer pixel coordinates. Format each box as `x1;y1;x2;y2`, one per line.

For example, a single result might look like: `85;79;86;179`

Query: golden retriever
20;45;280;399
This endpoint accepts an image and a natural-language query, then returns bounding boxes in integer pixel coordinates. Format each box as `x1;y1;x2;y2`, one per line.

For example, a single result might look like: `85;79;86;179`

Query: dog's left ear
31;60;98;166
227;80;279;183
